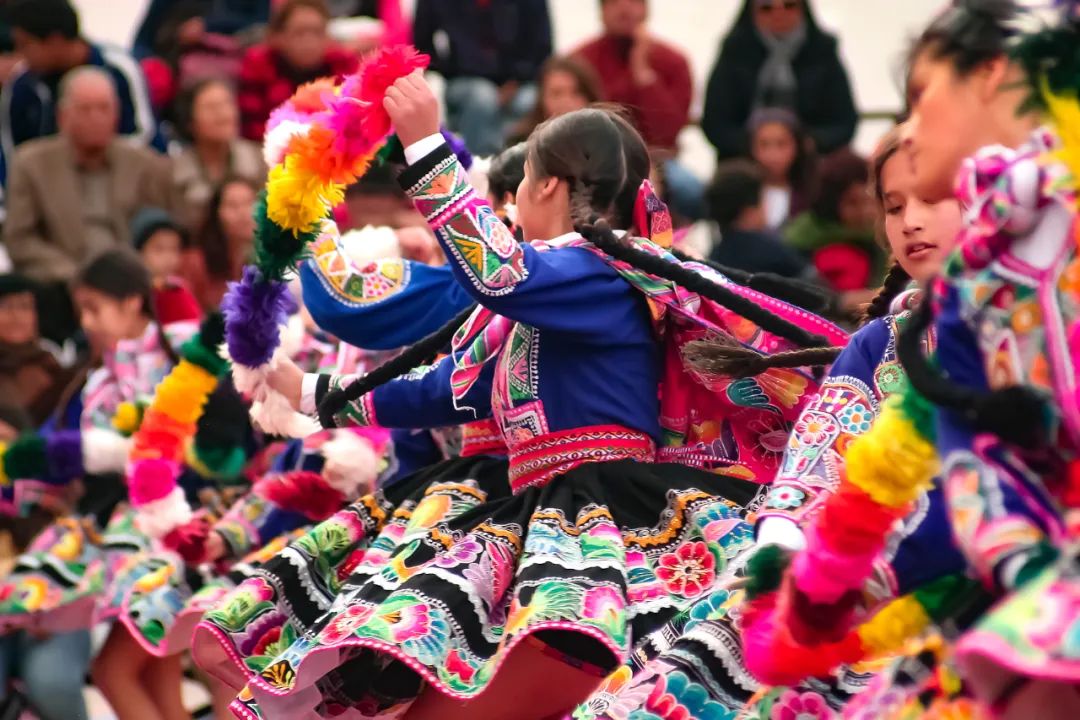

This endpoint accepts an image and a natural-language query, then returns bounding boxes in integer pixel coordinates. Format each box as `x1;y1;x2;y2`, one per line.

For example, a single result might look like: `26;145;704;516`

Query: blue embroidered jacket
760;298;965;597
319;142;663;452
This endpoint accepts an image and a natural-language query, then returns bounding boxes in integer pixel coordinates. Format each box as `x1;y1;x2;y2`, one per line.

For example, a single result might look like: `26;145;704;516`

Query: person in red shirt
237;0;359;141
573;0;703;219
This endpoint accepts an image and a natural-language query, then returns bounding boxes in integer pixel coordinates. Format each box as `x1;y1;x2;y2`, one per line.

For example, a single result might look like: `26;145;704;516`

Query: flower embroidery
381;600;432;643
582;586;625;628
837;402;874;434
656;542;716;598
637;670;736;720
794;413;838;447
319;603;375;645
434;538;484;568
766;486;806;510
769;690;834;720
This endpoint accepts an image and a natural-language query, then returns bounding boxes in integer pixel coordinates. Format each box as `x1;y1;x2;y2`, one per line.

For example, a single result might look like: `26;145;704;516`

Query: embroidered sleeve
212;492;275;559
758;319;890;528
934;285;1056;593
300;234;475;351
398;143;633;334
315;355;495;430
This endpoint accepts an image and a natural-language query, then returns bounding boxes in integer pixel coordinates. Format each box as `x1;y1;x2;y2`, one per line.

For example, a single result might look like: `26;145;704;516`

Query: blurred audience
342;163;423;231
172;78;266;228
784;148;883;299
510;56;600;144
0;274;80;426
182;176;258;308
748;107;816;229
4;67;174;340
131;207;203;324
575;0;701;219
133;0;271;60
706;159;813;279
702;0;856;159
238;0;358;141
415;0;551;156
1;0;164;196
307;0;411;51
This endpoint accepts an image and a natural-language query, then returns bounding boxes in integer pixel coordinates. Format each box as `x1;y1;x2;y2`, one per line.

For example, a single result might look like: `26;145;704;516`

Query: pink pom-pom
352;45;430;140
129;458;179;507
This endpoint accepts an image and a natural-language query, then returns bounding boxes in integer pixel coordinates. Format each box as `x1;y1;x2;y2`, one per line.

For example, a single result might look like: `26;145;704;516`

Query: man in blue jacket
0;0;164;219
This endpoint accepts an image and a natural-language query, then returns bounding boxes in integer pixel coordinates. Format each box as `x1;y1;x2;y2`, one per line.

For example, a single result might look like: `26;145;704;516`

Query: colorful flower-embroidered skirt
194;457;761;718
0;506;151;632
572;583;879;720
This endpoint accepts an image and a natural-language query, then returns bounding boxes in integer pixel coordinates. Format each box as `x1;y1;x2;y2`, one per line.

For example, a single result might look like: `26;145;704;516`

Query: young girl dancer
573;124;970;720
195;69;845;719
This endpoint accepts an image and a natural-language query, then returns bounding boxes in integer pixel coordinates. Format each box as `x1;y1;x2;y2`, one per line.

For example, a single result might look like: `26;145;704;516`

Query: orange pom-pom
292;78;338;114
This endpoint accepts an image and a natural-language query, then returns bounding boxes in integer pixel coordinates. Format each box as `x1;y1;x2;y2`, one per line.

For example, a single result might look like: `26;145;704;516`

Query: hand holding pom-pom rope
383;70;441;148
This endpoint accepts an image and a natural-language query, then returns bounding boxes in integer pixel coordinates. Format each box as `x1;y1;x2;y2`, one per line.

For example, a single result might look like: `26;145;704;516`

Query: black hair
7;0;79;41
748;107;818;199
863;261;912;322
318;107;837;426
861;127;911;323
707;159;764;229
76;250;180;365
198;176;260;280
487;143;528;206
609;107;652;231
897;299;1049;448
346;162;406;200
908;1;1017;78
172;78;237;144
318;303;477;428
812;148;869;223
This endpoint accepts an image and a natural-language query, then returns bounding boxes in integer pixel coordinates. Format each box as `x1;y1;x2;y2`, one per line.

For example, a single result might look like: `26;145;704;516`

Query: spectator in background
4;67;174;341
784;148;883;304
131;207;203;324
182;176;258;308
342;163;421;231
706;159;813;279
308;0;411;52
172;78;266;228
0;274;79;426
238;0;358;141
574;0;701;219
485;141;527;228
748;107;816;229
702;0;857;159
510;56;601;144
414;0;551;156
133;0;271;60
1;0;164;193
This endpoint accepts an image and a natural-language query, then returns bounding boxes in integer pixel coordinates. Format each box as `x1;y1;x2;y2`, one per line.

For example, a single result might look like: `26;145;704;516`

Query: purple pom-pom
222;267;294;369
442;127;473;171
46;430;84;484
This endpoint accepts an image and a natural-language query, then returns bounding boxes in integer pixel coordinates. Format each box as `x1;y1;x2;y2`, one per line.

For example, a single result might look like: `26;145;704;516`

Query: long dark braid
683;337;840;380
862;260;912;323
317;304;478;428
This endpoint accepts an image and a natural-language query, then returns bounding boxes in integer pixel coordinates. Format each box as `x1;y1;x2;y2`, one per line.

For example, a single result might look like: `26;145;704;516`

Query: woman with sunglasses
702;0;858;160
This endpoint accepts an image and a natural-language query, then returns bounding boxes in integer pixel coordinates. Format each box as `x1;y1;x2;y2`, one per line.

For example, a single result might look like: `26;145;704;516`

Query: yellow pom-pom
155;360;218;426
1043;88;1080;188
857;594;931;657
266;160;345;234
0;442;8;486
112;402;141;436
845;402;938;508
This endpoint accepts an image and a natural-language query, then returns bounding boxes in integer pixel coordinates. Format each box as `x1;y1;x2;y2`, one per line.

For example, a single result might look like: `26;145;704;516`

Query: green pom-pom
3;434;48;480
1013;26;1080;112
253;191;319;281
376;134;404;166
744;544;792;600
181;313;230;376
912;574;983;621
897;379;937;443
192;443;248;482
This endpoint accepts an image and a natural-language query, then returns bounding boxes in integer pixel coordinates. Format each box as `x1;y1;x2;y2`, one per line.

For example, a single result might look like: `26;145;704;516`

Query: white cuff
755;517;807;551
300;373;320;416
404;134;446;165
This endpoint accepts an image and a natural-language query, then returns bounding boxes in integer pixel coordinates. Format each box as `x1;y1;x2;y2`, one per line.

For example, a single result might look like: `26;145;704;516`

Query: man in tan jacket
3;66;173;338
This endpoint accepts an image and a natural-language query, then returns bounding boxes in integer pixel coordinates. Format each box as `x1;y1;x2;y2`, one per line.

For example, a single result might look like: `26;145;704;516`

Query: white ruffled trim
134;486;193;538
231;346;320;438
81;428;132;475
321;429;381;499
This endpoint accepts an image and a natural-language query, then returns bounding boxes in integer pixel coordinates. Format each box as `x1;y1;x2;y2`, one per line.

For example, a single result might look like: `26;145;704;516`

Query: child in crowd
748;107;816;229
182;177;259;310
131;208;203;325
706;159;815;279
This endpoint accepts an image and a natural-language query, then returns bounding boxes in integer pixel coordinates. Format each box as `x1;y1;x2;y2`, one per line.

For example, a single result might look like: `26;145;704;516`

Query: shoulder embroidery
309;234;411;307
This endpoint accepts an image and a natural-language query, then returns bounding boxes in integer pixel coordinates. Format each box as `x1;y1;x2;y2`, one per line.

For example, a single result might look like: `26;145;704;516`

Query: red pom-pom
162;514;213;564
254;470;345;521
353;45;430;140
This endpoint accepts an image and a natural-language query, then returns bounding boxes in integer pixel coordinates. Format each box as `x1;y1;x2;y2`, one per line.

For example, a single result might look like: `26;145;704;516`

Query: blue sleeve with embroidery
317;352;495;429
757;317;890;528
934;284;1060;593
398;143;639;336
300;237;475;351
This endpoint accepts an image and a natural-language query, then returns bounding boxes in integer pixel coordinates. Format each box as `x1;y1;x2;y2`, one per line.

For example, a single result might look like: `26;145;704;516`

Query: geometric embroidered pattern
309;232;410;307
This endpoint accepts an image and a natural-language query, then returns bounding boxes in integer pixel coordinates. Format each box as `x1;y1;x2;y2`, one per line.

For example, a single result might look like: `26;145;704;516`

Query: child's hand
384;70;441;149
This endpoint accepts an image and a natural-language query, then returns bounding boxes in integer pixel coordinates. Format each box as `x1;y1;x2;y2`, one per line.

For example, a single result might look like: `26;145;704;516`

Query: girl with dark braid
573;123;972;720
193;68;845;720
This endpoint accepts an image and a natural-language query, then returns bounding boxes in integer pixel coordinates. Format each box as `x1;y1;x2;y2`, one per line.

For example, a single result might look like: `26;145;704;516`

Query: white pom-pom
320;429;381;499
263;120;310;167
340;226;402;266
82;428;132;475
250;389;321;438
135;486;193;538
279;314;307;361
